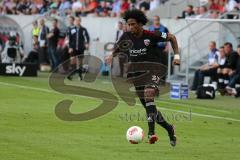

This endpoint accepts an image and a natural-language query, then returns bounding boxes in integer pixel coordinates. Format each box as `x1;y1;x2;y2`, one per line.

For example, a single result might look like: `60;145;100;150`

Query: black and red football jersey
114;30;168;63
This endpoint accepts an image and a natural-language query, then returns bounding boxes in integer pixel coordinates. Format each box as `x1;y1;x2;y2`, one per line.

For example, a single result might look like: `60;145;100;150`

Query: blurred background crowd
0;0;239;19
0;0;169;17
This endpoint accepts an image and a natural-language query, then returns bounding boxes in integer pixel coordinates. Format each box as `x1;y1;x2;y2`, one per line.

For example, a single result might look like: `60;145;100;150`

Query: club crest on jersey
144;39;150;46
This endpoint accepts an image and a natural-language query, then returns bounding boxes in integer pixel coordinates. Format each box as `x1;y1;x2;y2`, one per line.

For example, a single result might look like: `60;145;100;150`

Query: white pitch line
0;81;99;100
155;100;231;114
0;81;231;114
131;102;240;122
157;107;240;122
0;81;239;122
0;81;55;94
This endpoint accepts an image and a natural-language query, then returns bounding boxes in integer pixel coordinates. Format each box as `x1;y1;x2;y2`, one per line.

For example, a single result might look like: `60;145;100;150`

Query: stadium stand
0;0;169;17
176;0;240;19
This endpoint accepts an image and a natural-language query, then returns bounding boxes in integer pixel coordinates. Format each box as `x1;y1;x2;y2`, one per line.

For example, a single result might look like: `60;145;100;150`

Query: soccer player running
109;10;180;146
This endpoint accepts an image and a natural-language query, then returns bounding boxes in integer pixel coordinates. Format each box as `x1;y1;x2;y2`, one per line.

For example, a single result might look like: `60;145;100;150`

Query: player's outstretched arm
105;44;119;65
167;33;180;65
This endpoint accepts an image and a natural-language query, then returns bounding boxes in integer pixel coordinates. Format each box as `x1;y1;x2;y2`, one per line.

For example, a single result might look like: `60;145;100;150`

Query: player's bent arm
166;33;180;65
108;46;121;65
166;33;179;55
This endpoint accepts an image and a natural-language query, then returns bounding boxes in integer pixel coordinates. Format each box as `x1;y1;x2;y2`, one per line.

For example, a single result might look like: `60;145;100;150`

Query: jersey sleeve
144;30;168;44
152;31;168;42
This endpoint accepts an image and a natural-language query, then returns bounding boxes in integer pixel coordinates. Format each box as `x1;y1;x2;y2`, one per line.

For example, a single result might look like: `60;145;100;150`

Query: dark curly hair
123;9;148;25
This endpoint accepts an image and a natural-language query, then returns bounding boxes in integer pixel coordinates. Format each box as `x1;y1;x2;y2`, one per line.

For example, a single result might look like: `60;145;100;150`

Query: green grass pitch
0;72;240;160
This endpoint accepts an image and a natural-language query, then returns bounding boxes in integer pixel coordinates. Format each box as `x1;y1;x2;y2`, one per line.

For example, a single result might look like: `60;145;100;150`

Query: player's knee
144;88;156;101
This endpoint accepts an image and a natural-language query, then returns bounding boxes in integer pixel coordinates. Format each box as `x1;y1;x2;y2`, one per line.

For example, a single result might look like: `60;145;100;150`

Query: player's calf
168;125;177;147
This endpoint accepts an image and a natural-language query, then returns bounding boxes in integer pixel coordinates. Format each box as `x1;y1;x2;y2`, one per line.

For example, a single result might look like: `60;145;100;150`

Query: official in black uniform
67;17;90;80
109;10;180;146
66;16;75;42
62;15;75;72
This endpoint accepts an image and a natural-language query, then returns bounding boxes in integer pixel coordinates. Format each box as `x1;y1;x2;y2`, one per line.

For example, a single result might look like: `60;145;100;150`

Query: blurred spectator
111;0;121;17
195;6;209;18
96;1;112;17
115;21;125;41
56;37;69;73
193;6;200;15
208;0;226;13
225;0;237;12
101;57;110;76
38;19;50;66
115;21;127;77
209;10;220;18
218;0;226;13
217;46;227;70
31;6;39;14
120;0;130;16
33;35;39;47
1;31;24;63
39;0;49;14
209;0;220;11
150;0;161;11
32;21;40;38
237;1;240;8
226;6;240;19
16;0;28;14
49;5;58;16
0;35;3;52
59;0;72;12
49;1;61;9
81;0;98;16
129;0;137;10
191;41;219;90
225;44;240;96
0;32;8;45
224;42;238;70
3;0;15;10
23;35;39;64
218;42;238;92
72;0;83;16
47;18;60;70
139;0;150;12
176;5;195;19
34;0;44;8
0;6;5;15
233;6;240;11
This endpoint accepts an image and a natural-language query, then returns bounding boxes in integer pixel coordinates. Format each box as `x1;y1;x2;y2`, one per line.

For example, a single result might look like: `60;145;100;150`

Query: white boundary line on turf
0;81;98;100
0;81;240;122
155;100;231;114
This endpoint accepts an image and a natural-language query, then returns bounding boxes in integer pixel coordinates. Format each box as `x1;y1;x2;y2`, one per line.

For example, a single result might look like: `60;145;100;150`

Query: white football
126;126;144;144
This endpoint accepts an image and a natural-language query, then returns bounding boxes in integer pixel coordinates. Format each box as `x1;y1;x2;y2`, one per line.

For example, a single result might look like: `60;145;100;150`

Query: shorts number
152;75;160;83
